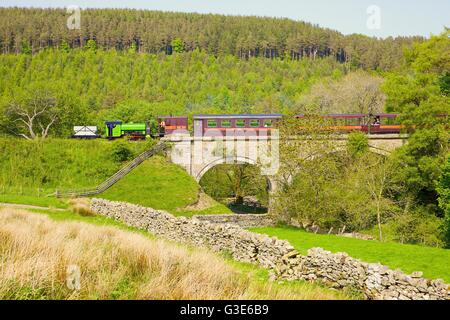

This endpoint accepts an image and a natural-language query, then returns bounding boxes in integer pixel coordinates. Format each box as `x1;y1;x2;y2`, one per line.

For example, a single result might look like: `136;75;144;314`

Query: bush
69;198;95;217
110;141;134;162
347;131;369;157
392;209;445;247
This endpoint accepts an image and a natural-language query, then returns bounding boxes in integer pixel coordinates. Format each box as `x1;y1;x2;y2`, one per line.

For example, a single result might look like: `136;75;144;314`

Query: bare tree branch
6;90;58;140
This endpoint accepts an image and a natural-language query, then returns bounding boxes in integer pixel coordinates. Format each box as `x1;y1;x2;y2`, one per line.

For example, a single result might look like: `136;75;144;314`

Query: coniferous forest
0;7;423;70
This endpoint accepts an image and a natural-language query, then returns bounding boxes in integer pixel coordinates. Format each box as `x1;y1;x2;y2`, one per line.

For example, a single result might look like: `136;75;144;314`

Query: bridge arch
195;156;277;192
195;156;256;182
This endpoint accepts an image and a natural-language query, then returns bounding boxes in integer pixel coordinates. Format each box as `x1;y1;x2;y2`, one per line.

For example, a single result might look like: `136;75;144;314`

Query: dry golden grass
0;208;351;300
69;198;95;217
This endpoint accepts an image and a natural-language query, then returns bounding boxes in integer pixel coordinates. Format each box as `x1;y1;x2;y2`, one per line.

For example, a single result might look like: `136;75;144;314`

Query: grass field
0;137;132;190
99;156;231;216
174;204;233;217
0;137;230;216
0;207;354;300
252;225;450;283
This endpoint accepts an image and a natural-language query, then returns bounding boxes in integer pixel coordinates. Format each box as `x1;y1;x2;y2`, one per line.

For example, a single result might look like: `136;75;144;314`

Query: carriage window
207;120;217;128
221;120;231;128
264;120;273;127
335;118;346;126
346;118;360;126
250;119;260;127
386;117;396;125
235;119;246;127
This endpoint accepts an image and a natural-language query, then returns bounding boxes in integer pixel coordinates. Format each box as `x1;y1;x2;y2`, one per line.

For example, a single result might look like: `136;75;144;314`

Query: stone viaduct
163;133;408;192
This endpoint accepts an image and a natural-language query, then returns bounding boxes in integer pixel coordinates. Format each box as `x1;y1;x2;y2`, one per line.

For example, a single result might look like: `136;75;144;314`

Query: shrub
110;141;134;162
347;131;369;157
69;198;95;216
392;209;445;247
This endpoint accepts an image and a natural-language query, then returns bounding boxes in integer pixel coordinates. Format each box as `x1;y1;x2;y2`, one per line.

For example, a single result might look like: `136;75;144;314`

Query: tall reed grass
0;208;350;300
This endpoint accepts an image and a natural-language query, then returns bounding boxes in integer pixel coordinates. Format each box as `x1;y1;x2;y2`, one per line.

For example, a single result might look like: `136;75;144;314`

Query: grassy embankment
0;137;230;216
0;207;354;300
252;225;450;283
99;156;230;217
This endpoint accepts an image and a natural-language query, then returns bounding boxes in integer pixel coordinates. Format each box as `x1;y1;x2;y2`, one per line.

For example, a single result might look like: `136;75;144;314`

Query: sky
1;0;449;38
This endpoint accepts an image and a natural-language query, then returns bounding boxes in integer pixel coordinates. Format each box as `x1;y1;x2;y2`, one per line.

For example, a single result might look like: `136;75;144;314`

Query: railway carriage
193;114;283;137
157;116;189;136
295;113;403;134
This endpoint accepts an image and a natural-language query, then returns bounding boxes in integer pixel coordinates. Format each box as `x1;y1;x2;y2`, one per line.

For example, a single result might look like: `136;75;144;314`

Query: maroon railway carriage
295;113;403;134
158;116;189;136
193;114;283;137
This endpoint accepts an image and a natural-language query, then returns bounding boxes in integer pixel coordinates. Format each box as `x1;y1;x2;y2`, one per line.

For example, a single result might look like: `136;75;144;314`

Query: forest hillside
0;7;423;70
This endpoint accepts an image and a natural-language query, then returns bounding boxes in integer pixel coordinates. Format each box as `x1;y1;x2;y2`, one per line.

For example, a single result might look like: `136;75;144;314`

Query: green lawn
252;226;450;283
175;203;233;218
0;138;128;190
99;156;231;216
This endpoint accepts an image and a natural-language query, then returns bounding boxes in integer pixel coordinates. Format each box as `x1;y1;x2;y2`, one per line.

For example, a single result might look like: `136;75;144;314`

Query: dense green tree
390;127;449;209
171;38;185;53
406;30;450;75
347;131;369;158
439;72;450;96
21;41;32;55
382;30;449;129
382;30;450;214
85;40;97;52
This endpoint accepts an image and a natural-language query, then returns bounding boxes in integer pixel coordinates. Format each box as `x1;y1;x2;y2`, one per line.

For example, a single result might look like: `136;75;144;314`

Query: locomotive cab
105;121;122;140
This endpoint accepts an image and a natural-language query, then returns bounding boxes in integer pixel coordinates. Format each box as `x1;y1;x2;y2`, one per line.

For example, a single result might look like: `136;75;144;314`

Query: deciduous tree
6;88;59;140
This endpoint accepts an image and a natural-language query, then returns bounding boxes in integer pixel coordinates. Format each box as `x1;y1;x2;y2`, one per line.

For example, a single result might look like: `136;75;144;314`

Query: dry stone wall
90;198;449;300
192;213;275;228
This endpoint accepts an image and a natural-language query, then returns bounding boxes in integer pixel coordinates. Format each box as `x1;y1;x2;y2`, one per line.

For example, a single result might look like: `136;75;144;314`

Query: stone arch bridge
164;133;408;192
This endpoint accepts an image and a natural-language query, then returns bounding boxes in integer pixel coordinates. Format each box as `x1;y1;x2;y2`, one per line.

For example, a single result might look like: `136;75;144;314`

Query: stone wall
279;248;448;300
192;213;274;228
90;198;449;300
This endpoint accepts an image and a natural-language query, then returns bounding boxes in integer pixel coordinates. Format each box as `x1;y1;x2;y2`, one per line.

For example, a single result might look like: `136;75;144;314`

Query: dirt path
0;202;66;211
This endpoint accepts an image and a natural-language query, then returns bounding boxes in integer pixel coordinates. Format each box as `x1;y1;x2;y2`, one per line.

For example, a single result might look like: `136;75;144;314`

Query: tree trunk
235;195;244;205
376;200;383;241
